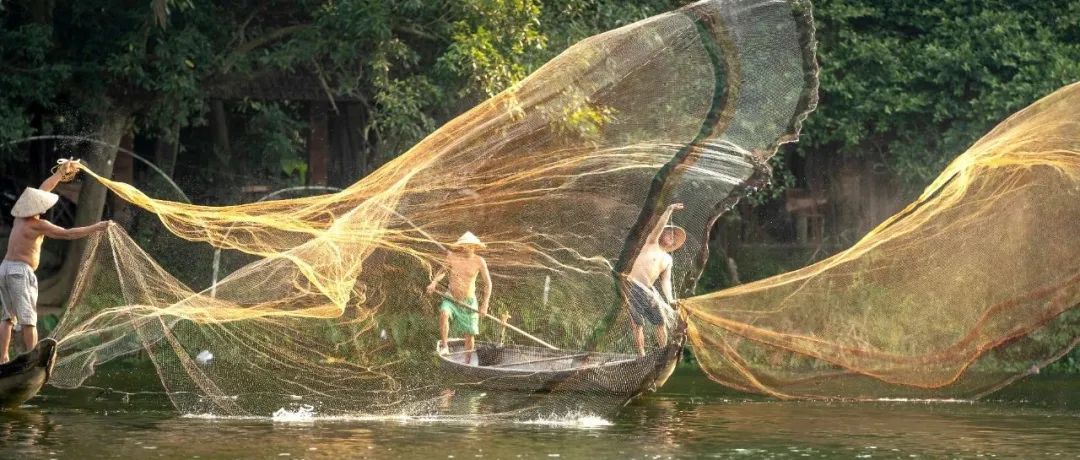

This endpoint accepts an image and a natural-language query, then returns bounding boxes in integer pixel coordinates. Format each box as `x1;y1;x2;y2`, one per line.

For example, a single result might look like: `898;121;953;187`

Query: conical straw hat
11;187;59;218
661;225;686;252
454;231;486;248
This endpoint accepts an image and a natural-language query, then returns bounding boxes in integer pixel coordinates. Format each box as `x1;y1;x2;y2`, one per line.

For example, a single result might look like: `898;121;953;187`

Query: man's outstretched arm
34;219;108;240
645;203;684;245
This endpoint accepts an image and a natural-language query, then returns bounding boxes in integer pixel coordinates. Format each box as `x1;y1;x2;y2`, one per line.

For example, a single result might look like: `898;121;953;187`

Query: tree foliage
797;0;1080;186
1;0;626;175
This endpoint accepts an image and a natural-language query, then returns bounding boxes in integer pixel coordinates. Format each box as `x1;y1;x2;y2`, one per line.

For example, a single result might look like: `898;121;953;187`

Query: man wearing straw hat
626;203;686;356
1;161;109;363
426;231;492;363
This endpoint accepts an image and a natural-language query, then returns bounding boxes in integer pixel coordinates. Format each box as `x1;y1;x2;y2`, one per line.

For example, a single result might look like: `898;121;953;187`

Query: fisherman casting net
49;0;818;417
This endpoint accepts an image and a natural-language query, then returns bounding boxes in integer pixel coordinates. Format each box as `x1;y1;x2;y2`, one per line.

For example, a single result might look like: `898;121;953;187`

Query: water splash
517;411;613;429
272;405;317;423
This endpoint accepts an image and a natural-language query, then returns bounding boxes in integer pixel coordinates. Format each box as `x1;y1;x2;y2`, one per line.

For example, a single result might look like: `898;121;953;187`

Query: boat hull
438;327;684;399
0;338;58;409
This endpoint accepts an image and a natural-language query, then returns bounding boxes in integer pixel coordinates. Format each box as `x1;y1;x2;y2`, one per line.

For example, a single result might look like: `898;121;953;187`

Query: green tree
794;0;1080;186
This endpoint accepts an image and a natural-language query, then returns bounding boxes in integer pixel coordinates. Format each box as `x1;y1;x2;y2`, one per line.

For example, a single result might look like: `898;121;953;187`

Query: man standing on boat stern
1;160;109;363
426;232;493;364
626;203;686;356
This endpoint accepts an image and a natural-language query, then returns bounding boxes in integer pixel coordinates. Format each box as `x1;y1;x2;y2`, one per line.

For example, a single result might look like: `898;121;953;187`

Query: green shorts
440;296;480;336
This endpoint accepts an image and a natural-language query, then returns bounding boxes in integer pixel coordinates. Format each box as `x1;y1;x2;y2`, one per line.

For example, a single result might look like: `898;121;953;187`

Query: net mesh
50;0;819;417
684;81;1080;399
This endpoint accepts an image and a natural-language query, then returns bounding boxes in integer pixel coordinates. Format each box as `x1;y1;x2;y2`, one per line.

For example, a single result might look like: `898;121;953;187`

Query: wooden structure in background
209;71;370;188
784;188;827;243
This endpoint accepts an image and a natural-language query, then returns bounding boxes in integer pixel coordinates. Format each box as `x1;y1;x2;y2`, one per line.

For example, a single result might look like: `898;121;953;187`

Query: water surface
2;367;1078;458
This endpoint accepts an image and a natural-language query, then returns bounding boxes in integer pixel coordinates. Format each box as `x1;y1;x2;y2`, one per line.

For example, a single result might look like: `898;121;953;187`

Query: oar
434;292;560;350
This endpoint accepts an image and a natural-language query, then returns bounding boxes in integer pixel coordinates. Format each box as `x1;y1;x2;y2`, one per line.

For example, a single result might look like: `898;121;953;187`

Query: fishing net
49;0;818;417
683;81;1080;399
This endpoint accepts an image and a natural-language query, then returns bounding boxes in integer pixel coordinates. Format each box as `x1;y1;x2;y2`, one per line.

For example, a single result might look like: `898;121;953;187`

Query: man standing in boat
1;160;110;363
625;203;685;356
426;231;493;364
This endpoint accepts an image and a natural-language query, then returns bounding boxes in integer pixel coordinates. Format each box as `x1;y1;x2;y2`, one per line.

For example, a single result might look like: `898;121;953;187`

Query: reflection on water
1;367;1079;458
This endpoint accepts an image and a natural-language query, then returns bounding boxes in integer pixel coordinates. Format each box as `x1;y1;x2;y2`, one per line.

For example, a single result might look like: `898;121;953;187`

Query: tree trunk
210;99;232;171
345;103;370;181
154;127;180;177
110;134;135;227
38;111;130;307
307;102;329;186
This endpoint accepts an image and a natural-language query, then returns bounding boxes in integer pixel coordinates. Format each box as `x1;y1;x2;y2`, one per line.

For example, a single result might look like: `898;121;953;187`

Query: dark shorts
626;281;664;327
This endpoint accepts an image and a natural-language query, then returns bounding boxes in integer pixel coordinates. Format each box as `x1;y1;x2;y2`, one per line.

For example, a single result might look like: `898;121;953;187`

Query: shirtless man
425;231;493;363
1;161;109;363
625;203;685;356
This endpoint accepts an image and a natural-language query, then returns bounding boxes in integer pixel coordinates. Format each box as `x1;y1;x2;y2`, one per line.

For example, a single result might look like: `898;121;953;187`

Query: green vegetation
789;0;1080;188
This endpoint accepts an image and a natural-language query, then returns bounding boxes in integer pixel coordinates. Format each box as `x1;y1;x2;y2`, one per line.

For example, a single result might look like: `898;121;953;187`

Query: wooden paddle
434;291;560;350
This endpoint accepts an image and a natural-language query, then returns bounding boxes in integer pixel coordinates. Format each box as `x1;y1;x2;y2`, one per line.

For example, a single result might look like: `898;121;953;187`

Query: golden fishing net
49;0;819;417
684;81;1080;399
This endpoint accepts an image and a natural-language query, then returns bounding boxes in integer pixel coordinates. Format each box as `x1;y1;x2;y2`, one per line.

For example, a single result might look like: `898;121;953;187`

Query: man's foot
437;343;450;356
0;355;7;364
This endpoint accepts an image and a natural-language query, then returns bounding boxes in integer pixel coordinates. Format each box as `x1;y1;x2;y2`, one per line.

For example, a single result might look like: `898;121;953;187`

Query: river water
1;366;1078;459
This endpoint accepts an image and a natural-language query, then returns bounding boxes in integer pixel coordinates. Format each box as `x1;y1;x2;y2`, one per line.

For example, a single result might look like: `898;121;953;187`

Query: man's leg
439;310;450;353
633;324;646;356
463;334;474;364
0;320;12;363
20;325;36;353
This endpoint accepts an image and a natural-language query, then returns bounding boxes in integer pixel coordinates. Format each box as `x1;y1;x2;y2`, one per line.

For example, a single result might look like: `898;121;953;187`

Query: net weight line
434;291;560;350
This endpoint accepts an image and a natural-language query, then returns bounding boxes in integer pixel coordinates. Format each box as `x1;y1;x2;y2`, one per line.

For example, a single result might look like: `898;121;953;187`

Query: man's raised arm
39;161;79;192
645;203;684;245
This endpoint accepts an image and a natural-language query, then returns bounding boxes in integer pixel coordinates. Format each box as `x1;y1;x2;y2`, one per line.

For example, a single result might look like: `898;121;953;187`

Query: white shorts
0;260;38;331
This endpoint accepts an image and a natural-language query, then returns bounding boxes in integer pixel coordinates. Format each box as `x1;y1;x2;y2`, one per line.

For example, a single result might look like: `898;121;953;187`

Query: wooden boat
437;322;685;399
0;338;58;409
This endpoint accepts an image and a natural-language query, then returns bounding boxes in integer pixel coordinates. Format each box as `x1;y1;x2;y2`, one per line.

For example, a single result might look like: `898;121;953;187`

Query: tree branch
222;24;310;72
312;60;340;114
